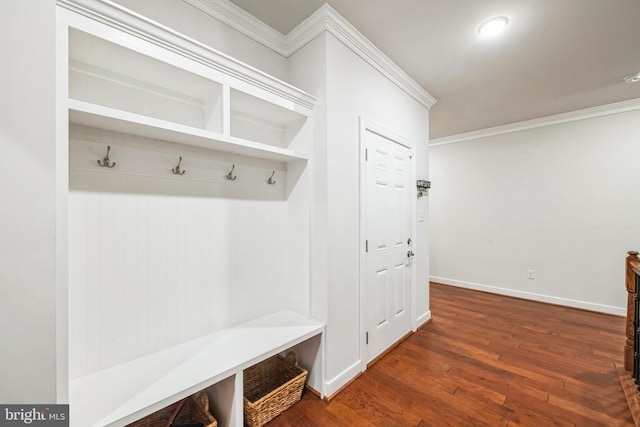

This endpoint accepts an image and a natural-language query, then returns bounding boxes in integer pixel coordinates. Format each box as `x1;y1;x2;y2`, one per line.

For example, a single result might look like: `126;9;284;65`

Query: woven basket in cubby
243;352;307;427
126;390;217;427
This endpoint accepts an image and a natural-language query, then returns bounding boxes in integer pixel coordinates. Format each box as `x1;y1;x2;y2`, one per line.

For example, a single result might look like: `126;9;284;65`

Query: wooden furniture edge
625;251;640;371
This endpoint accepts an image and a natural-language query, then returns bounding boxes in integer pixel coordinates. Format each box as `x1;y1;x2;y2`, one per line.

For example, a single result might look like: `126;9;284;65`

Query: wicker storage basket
243;352;308;427
126;390;217;427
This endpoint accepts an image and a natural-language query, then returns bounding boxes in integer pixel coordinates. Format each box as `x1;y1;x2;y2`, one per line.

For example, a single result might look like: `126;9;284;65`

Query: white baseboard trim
430;276;625;316
416;310;432;329
324;359;363;398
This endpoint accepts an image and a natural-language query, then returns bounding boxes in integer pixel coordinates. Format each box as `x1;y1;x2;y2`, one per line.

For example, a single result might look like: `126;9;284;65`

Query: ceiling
228;0;640;139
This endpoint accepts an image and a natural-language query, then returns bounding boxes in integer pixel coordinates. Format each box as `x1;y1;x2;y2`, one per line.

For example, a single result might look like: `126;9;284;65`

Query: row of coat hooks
97;145;277;185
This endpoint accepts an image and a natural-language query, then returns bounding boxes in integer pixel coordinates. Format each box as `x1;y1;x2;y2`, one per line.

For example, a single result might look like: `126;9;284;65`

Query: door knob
407;250;415;258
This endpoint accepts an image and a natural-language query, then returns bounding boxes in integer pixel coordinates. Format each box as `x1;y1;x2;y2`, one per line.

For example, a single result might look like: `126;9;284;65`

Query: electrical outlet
527;270;535;280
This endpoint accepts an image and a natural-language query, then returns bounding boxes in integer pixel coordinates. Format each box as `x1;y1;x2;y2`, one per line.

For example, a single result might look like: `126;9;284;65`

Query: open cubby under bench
69;310;323;427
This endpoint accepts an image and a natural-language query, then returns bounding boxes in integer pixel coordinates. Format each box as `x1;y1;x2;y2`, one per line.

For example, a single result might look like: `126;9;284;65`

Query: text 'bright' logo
1;406;67;425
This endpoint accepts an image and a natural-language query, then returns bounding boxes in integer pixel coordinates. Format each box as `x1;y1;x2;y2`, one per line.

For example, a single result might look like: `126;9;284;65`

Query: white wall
287;34;329;393
288;35;329;325
429;107;640;314
0;0;58;403
289;32;431;395
111;0;288;80
414;126;431;327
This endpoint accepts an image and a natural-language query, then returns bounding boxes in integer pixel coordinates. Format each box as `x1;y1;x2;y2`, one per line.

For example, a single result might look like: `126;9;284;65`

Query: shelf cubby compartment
69;28;223;133
230;89;308;149
69;99;308;163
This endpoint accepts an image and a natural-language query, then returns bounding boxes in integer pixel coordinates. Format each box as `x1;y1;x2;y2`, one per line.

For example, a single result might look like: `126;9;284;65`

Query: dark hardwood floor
268;283;633;426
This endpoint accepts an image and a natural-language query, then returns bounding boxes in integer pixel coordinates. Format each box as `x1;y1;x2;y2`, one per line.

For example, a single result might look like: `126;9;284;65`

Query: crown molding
183;0;289;55
430;97;640;146
57;0;315;110
185;0;437;110
287;5;437;110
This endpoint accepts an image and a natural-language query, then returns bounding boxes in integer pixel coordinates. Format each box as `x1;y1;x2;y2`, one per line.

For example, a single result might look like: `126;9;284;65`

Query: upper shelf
58;0;315;112
69;310;323;427
69;99;309;163
69;27;225;133
65;19;314;159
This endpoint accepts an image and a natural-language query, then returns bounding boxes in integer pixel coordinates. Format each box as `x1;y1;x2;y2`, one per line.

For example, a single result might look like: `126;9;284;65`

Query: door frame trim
358;116;416;372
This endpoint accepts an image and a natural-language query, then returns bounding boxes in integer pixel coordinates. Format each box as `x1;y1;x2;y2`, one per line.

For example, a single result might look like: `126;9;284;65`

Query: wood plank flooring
268;283;633;426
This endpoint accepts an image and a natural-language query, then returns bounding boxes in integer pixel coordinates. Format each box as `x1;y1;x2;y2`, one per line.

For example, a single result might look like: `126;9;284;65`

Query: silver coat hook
267;171;276;185
226;164;237;181
172;156;186;175
97;145;116;168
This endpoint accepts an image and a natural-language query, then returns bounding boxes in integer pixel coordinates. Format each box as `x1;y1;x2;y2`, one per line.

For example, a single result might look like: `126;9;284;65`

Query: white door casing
360;117;414;365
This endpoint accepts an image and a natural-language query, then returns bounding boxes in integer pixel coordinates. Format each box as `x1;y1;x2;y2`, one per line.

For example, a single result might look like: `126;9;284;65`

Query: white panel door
365;130;413;363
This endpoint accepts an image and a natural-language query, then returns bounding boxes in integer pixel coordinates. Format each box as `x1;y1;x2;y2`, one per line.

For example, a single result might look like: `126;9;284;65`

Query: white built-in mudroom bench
70;311;322;426
56;1;323;426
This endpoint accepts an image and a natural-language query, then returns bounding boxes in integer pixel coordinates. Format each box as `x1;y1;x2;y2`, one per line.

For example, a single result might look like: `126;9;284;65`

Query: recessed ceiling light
478;16;509;38
623;72;640;84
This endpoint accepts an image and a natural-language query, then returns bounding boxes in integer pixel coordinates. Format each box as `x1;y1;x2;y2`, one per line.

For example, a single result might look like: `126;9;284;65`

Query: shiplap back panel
68;131;291;379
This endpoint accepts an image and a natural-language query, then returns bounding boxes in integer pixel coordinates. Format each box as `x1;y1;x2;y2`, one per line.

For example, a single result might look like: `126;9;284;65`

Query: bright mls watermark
0;405;68;426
